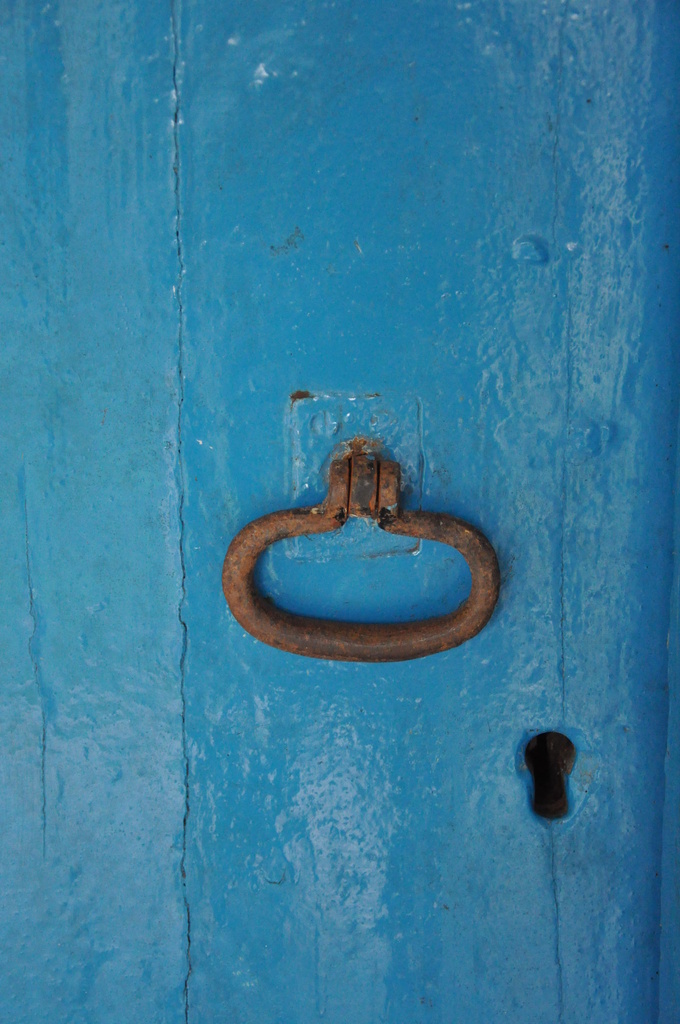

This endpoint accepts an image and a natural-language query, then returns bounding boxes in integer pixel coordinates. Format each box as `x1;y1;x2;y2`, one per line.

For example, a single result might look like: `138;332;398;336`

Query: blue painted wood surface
1;2;679;1022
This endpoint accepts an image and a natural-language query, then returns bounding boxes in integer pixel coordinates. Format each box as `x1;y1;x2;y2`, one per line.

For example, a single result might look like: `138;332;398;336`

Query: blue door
2;2;679;1022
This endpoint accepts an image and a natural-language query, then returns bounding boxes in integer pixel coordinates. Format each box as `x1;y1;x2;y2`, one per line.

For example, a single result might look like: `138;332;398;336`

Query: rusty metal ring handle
222;451;500;662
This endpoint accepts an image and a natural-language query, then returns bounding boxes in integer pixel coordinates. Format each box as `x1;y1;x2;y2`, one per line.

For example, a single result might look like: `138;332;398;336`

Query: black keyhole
524;732;576;819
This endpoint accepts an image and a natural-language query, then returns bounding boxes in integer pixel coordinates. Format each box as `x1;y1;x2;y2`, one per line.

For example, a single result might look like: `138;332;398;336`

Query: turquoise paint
0;3;186;1020
0;2;679;1022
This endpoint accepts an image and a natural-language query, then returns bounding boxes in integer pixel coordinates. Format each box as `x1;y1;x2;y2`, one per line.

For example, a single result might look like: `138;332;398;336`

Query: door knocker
222;447;500;662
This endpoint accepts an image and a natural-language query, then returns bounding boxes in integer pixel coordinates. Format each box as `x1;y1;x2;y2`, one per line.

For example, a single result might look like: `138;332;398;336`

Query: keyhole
524;732;576;819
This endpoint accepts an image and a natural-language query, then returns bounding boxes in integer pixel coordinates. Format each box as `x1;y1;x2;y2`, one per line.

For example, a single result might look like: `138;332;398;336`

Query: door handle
222;448;500;662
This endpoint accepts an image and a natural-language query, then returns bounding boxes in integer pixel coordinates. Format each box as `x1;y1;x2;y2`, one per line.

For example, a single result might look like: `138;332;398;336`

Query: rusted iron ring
222;452;500;662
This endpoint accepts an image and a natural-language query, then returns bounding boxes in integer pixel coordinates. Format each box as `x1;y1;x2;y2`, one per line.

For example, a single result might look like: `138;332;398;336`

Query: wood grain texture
0;3;187;1021
0;1;678;1022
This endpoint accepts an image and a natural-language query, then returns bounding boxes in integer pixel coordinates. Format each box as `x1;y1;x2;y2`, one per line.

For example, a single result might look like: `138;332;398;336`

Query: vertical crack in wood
23;474;46;859
553;8;570;1018
550;829;564;1022
550;0;569;248
171;1;191;1020
559;292;573;727
554;0;571;728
